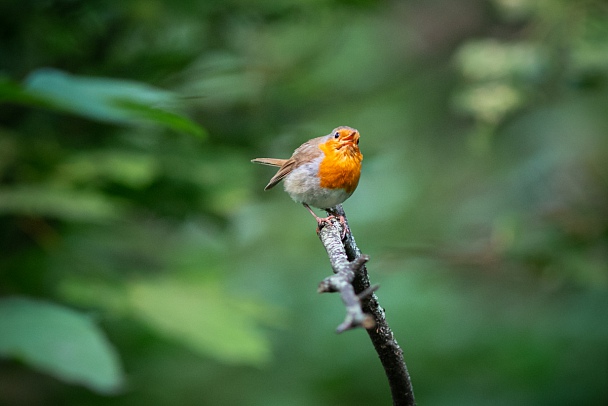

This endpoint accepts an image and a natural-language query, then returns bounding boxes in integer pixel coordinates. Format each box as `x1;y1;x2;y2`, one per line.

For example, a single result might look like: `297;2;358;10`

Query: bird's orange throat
318;141;363;194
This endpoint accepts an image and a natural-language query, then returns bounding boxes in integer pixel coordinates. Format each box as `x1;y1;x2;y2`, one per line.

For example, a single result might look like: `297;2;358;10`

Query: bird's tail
251;158;288;167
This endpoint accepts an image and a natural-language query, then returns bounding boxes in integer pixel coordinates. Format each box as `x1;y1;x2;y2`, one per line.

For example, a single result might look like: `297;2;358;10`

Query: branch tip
317;278;337;293
362;314;376;329
357;284;380;300
349;254;369;272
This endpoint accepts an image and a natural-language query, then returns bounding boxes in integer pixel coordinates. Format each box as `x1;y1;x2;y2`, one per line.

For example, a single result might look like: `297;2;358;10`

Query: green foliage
0;185;127;221
128;278;274;366
1;0;608;405
2;69;204;137
0;297;123;394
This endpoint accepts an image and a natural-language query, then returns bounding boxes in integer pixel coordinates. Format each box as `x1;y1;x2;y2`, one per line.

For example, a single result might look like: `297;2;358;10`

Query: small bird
252;126;363;235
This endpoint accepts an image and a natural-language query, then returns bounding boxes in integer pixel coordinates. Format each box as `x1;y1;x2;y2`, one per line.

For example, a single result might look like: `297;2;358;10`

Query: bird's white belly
283;157;351;209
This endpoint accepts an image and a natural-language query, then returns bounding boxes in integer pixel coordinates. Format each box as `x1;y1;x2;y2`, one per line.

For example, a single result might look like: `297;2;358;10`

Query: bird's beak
341;131;359;144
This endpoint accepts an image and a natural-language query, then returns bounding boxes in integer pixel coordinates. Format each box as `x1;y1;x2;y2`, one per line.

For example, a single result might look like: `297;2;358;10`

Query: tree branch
317;204;416;406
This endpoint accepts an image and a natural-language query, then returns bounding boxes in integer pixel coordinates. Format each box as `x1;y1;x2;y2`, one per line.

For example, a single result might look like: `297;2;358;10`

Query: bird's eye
356;138;359;145
334;132;340;139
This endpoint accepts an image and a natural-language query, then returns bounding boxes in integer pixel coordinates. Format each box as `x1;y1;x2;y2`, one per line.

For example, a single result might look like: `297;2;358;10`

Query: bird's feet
329;211;350;240
303;204;349;239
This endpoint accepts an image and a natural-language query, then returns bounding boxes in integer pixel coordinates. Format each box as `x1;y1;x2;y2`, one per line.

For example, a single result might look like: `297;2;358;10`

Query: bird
252;126;363;236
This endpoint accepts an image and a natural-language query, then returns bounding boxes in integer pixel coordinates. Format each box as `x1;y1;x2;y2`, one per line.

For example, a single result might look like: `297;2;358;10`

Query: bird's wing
255;135;327;191
262;160;296;190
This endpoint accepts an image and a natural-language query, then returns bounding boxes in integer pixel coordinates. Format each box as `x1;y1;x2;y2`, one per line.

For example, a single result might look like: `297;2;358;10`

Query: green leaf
128;279;272;366
0;297;124;394
0;186;127;221
58;150;158;189
114;100;206;138
2;69;205;137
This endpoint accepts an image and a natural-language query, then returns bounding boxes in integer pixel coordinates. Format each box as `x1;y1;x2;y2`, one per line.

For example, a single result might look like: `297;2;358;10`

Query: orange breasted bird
252;126;363;235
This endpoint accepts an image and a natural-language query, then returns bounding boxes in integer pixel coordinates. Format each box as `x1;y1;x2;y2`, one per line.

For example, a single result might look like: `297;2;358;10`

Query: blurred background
1;0;607;405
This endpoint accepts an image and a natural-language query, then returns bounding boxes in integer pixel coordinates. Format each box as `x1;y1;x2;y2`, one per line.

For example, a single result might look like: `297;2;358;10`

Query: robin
252;126;363;236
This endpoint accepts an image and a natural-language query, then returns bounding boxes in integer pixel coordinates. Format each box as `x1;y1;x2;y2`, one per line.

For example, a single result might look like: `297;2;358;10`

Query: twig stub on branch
317;213;373;332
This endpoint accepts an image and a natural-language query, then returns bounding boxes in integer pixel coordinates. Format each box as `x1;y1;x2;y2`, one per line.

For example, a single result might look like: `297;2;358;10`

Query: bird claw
336;214;350;240
303;203;349;239
314;215;335;234
317;213;349;240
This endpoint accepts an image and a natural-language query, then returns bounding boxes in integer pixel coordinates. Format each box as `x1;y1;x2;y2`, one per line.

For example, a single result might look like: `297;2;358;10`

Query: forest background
1;0;607;405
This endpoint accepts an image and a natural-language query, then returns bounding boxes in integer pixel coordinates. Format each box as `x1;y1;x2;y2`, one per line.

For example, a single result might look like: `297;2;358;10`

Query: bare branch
316;204;416;406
